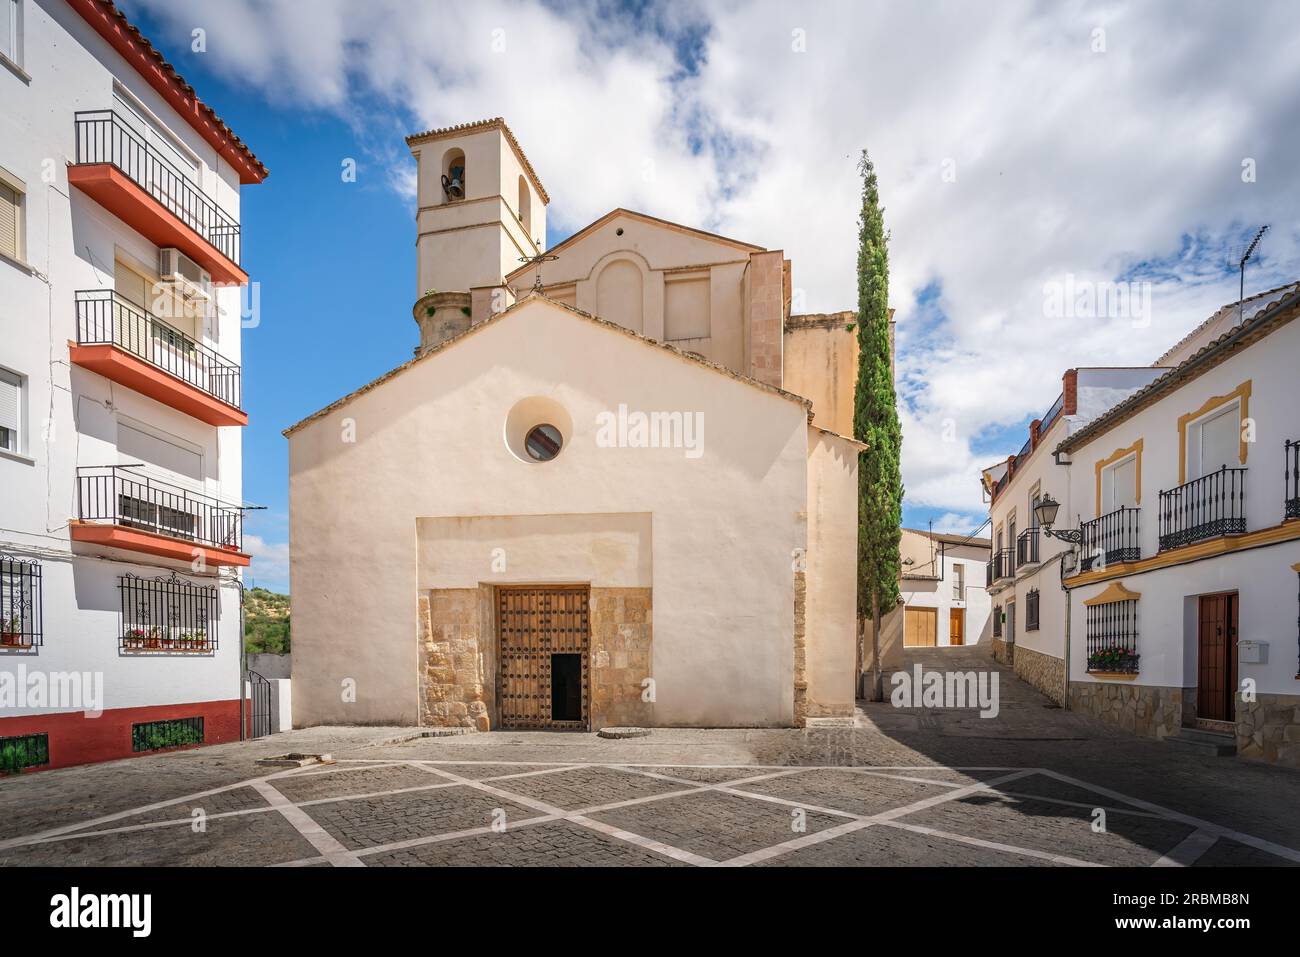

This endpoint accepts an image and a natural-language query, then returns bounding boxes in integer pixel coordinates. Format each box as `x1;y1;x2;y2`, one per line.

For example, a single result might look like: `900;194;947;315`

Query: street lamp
1034;493;1084;544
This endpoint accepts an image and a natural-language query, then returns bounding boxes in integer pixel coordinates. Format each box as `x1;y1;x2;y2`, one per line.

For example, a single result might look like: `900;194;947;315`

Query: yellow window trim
1083;581;1141;606
1177;380;1251;485
1094;438;1143;517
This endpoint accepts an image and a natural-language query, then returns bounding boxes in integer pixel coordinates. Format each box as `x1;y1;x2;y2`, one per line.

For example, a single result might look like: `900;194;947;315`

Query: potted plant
1;614;22;646
1088;647;1140;674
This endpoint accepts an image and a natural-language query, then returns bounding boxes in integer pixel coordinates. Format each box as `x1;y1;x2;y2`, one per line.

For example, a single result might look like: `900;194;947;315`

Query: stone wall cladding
990;637;1013;667
589;587;653;730
1068;681;1182;739
792;571;807;727
1236;693;1300;768
418;590;490;730
1012;644;1065;705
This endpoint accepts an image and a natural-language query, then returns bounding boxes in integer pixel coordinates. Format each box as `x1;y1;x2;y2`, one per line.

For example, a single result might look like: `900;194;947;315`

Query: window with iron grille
131;717;204;753
0;733;49;774
993;604;1002;638
1086;599;1139;673
1026;588;1040;631
119;572;218;653
0;554;41;648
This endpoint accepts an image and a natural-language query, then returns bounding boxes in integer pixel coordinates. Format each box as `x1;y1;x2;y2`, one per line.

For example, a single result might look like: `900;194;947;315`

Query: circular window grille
524;424;563;461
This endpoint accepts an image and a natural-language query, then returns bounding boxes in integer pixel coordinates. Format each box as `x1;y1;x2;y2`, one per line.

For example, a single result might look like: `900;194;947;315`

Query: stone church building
286;118;865;731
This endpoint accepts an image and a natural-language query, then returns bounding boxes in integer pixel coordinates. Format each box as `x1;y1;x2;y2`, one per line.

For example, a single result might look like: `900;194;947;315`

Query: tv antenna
517;253;559;293
1237;225;1269;324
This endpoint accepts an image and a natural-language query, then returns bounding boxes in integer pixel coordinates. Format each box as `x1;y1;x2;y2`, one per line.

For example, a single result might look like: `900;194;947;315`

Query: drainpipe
233;577;247;741
1059;554;1072;710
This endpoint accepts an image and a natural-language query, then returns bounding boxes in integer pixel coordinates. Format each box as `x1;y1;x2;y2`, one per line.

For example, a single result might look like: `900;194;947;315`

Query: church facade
285;118;865;731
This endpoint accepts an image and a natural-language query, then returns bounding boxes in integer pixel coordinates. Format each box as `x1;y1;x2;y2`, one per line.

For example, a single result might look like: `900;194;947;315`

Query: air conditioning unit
158;248;212;302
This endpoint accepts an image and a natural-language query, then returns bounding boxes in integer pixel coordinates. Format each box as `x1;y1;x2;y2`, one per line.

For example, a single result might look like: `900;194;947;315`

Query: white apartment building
983;283;1300;766
0;0;265;770
898;527;991;649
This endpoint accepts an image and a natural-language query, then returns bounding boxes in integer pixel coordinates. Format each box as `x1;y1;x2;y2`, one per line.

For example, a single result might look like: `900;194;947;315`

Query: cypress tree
853;150;903;702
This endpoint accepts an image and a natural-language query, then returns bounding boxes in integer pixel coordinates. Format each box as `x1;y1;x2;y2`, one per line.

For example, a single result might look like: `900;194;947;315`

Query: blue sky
121;0;1300;588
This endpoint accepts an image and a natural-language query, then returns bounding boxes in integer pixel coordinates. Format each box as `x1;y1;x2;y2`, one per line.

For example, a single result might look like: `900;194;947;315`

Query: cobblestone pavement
1;647;1299;867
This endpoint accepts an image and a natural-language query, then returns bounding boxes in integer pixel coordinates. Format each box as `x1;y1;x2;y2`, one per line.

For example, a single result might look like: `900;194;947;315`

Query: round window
524;424;563;462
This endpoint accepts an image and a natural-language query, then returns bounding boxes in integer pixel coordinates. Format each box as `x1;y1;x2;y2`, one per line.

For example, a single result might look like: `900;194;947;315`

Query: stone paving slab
304;784;546;850
0;810;317;867
586;789;844;861
1192;838;1300;867
482;764;687;810
270;765;443;803
731;768;954;818
904;792;1198;867
754;822;1067;867
367;820;689;867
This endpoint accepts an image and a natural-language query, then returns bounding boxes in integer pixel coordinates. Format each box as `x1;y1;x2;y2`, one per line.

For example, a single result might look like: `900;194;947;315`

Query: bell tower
405;118;548;352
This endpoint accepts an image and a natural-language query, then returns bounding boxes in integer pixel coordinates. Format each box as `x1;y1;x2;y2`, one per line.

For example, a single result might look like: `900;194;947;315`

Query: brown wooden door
1197;593;1238;721
904;607;937;647
949;608;965;646
497;585;590;730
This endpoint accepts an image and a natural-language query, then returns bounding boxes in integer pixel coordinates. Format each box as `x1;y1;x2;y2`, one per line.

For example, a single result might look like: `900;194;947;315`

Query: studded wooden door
497;585;590;730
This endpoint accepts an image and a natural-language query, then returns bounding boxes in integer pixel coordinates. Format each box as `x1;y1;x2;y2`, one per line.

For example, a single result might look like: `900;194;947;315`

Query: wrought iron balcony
993;547;1015;581
74;110;240;262
73;290;244;424
74;466;247;564
1286;439;1300;520
1080;506;1141;572
1158;467;1247;551
1016;528;1040;567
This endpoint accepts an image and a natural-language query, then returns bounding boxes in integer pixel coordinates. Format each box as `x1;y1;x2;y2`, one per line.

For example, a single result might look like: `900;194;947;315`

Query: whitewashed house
0;0;266;769
984;283;1300;765
898;528;991;650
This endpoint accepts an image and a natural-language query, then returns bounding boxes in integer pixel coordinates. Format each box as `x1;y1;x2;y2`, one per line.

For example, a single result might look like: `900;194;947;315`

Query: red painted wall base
0;699;242;771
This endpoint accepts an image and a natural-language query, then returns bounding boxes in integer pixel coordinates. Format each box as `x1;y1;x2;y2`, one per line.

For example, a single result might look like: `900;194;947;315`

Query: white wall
0;0;245;716
900;542;992;646
289;299;813;728
1065;317;1300;696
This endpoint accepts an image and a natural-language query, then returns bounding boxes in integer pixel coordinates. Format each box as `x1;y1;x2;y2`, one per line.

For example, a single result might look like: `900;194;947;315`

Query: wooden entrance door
904;606;937;647
1197;593;1238;722
497;585;591;730
949;608;965;646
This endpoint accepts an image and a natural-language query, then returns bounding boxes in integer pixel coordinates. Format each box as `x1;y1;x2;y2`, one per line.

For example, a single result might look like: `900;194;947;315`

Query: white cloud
243;534;290;593
131;0;1300;519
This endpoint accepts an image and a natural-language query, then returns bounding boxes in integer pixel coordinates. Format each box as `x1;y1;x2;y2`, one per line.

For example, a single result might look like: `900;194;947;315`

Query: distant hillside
244;587;290;655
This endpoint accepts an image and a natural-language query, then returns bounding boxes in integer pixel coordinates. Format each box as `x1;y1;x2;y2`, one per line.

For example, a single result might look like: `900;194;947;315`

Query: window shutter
0;369;20;440
1198;406;1239;476
0;182;18;260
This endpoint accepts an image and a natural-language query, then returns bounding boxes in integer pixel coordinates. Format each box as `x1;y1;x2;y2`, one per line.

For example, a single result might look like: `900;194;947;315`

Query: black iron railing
74;110;240;264
1039;393;1065;435
1286;439;1300;520
1016;528;1040;566
985;562;994;588
993;547;1015;580
0;555;42;649
119;572;219;654
77;466;243;552
1080;507;1141;572
1158;467;1247;551
1086;599;1139;673
75;290;241;410
132;716;205;751
0;733;49;774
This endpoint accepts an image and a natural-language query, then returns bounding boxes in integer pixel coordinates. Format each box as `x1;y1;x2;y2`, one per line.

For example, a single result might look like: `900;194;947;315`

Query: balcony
993;548;1015;581
69;110;245;284
1287;439;1300;520
71;291;246;427
1080;507;1141;572
1016;528;1040;567
71;466;250;568
1158;467;1247;551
